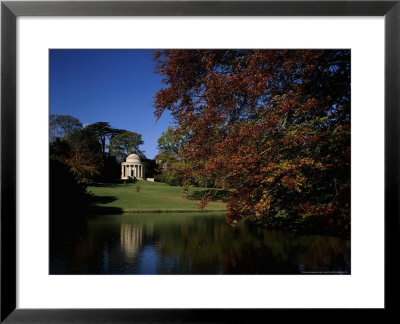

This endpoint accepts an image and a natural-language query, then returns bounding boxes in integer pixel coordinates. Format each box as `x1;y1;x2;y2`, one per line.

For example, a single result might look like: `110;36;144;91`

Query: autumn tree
154;49;350;234
49;116;110;182
52;127;103;182
50;116;137;181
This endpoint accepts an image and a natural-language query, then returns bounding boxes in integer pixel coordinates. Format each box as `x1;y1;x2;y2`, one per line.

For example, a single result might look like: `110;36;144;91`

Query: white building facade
121;154;145;180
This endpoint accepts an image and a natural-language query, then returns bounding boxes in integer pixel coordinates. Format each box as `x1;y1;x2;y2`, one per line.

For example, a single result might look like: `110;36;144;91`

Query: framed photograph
1;0;398;321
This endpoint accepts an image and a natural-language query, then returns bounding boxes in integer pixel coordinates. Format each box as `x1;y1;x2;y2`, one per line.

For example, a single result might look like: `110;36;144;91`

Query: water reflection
120;223;144;259
50;213;350;274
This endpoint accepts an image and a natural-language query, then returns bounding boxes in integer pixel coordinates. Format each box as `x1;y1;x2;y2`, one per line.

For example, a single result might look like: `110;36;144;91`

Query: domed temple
121;154;145;180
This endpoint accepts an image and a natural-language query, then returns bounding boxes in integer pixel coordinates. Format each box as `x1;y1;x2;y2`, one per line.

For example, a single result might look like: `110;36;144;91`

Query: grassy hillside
87;180;227;213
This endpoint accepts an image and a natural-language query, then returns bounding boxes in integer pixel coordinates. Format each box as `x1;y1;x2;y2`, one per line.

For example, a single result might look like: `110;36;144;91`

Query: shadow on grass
90;195;118;204
89;179;137;188
87;194;123;215
188;189;231;202
88;182;123;188
87;205;124;215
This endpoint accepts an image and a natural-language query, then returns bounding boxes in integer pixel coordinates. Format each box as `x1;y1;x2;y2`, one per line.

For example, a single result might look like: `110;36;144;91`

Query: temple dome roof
126;154;141;163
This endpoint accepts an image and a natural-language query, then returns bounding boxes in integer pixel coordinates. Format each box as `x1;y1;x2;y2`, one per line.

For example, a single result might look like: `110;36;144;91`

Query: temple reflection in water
120;223;144;259
50;213;350;275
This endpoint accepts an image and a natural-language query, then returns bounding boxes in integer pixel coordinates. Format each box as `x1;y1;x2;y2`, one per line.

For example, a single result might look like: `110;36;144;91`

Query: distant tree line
154;126;212;188
50;115;153;183
49;115;159;239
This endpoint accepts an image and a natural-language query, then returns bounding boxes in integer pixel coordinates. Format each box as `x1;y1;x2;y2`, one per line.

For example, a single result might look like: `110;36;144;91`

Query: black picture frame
1;0;399;322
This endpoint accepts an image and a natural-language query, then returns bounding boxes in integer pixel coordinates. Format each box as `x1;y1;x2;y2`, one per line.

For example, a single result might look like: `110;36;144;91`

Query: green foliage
84;122;115;155
50;117;132;183
157;126;181;155
275;210;289;219
156;127;195;186
50;114;82;141
108;131;145;162
154;171;183;186
142;158;158;178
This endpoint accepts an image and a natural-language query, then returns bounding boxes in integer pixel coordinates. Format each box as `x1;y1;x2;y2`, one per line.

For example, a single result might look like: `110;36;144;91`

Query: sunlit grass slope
87;180;227;213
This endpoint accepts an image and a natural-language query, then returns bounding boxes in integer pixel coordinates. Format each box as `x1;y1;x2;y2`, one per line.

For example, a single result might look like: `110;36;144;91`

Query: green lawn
87;180;227;213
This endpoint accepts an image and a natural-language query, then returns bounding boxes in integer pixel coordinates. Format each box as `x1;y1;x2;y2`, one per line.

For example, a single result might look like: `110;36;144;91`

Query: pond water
50;212;350;274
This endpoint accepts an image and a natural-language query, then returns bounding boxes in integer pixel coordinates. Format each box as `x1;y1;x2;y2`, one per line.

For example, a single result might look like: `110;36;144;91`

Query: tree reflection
50;213;350;274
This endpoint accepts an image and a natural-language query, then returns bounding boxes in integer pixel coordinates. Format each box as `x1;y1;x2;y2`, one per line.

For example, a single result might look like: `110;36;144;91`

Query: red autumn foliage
154;50;350;234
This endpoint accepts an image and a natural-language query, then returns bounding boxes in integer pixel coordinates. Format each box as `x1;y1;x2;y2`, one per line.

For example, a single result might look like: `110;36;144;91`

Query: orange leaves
198;195;211;211
153;49;350;234
281;174;305;192
254;194;272;216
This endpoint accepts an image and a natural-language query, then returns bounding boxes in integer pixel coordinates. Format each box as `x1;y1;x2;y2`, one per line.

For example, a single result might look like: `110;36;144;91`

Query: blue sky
50;49;173;159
